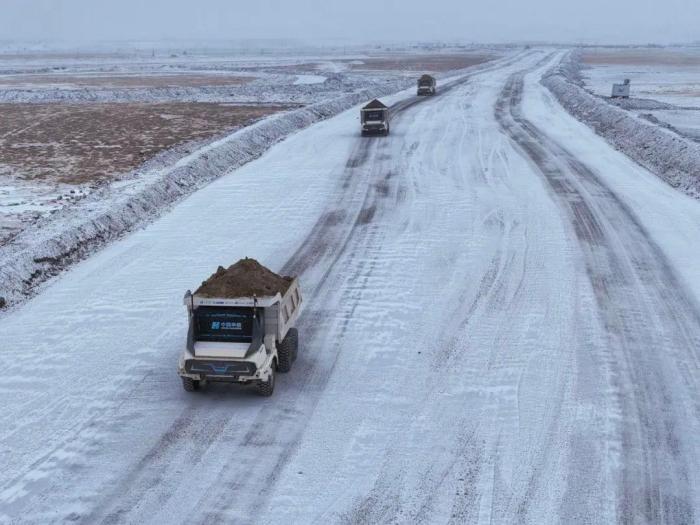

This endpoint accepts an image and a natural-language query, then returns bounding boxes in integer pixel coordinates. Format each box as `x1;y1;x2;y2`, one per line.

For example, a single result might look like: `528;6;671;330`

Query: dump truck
612;79;631;99
178;258;302;396
417;74;436;96
361;99;390;136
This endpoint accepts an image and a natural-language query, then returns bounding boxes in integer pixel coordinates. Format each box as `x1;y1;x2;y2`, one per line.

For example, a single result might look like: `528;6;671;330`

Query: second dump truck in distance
417;74;436;96
178;258;302;397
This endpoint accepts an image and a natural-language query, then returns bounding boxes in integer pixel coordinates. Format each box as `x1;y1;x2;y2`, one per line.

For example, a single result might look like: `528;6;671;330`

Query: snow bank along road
1;51;699;524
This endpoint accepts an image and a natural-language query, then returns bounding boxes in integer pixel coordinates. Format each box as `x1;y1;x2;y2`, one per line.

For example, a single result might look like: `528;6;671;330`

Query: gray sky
2;0;699;45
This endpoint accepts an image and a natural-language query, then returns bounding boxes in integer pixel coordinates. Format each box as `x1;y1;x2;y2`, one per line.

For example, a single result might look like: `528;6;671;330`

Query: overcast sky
2;0;698;45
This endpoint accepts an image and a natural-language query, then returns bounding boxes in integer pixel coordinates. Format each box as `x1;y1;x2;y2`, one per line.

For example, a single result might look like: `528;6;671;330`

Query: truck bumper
362;126;388;136
179;358;259;383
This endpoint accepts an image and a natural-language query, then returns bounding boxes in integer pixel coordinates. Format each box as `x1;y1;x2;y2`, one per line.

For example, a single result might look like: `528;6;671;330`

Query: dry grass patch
0;102;285;185
350;53;495;72
0;74;253;88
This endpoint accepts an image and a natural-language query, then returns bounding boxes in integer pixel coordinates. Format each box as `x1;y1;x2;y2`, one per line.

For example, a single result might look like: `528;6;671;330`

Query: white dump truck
361;99;390;136
612;79;631;98
417;74;436;96
178;258;302;396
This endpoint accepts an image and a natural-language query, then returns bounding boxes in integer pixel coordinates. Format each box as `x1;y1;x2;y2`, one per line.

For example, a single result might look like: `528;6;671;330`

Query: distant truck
361;99;390;136
417;74;436;96
612;79;631;99
178;258;302;396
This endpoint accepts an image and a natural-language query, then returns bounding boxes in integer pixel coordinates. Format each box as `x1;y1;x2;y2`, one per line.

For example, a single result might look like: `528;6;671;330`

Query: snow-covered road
1;51;699;524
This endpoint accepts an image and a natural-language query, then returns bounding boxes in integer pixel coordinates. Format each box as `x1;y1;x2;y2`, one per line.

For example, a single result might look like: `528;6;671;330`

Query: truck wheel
256;365;276;397
288;327;299;362
277;329;297;373
182;377;199;392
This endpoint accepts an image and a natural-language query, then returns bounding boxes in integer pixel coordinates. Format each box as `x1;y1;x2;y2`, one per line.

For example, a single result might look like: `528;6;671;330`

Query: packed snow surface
0;50;699;524
293;74;326;85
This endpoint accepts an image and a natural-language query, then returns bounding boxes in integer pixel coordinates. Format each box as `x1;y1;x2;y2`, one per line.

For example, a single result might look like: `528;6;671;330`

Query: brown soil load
195;258;293;298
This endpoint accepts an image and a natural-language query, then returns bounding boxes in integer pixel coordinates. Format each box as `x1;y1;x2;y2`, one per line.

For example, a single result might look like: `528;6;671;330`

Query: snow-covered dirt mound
0;75;387;104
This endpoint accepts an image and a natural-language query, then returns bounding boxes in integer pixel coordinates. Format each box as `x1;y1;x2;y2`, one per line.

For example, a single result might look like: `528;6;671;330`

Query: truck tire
277;328;298;373
289;327;299;362
182;377;199;392
256;364;276;397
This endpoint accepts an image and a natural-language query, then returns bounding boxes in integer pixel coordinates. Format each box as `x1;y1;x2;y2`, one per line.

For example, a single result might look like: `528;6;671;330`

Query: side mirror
183;290;193;312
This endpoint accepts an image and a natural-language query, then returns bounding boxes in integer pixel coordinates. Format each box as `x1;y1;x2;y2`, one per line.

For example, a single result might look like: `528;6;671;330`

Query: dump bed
186;277;302;341
184;258;302;342
418;74;436;86
262;277;302;342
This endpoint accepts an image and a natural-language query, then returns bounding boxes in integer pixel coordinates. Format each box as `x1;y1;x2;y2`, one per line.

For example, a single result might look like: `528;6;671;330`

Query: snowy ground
642;108;700;141
0;180;89;242
0;49;496;104
580;48;700;140
0;48;498;248
1;50;699;524
583;62;700;107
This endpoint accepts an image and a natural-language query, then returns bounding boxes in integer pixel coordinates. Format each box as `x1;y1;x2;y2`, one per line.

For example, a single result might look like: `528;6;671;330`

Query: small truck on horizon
178;258;302;396
417;74;436;96
361;99;390;136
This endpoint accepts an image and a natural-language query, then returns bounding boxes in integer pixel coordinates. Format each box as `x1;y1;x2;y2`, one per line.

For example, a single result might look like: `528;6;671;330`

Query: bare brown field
349;53;495;72
582;49;700;67
0;74;253;88
263;53;496;74
0;52;131;61
0;103;284;185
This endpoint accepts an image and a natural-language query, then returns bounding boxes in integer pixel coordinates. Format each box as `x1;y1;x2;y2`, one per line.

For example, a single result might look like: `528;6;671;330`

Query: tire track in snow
190;91;436;525
496;65;700;524
190;59;538;524
80;61;501;525
333;66;539;525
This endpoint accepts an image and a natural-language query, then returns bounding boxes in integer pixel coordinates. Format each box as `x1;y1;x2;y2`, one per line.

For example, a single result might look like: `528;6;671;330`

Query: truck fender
257;356;277;381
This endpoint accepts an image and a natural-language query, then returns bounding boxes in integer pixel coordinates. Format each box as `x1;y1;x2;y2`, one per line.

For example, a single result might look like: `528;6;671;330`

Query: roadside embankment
542;52;700;200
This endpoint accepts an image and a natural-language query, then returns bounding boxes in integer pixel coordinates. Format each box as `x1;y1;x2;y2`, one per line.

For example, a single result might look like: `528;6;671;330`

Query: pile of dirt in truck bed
195;258;293;298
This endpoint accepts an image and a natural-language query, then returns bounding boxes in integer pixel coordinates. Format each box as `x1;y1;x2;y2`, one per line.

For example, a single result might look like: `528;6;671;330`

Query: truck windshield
194;306;256;343
363;110;384;122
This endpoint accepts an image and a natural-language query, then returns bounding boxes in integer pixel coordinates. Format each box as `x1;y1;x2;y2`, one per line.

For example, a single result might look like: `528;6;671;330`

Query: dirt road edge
0;83;410;309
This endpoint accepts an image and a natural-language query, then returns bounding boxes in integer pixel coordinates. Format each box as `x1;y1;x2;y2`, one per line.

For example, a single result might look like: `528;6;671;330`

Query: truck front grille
186;359;256;376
